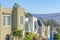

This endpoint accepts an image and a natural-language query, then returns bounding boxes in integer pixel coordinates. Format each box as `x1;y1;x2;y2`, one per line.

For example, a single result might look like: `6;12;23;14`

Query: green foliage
12;29;23;37
48;19;59;27
14;3;20;7
24;32;34;40
43;19;59;27
53;32;60;40
33;34;39;40
25;13;32;17
56;27;60;32
24;32;38;40
42;19;60;32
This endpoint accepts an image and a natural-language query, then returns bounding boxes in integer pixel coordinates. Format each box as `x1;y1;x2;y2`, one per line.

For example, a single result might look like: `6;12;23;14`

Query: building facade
25;16;50;40
25;16;39;34
0;4;25;40
37;20;50;40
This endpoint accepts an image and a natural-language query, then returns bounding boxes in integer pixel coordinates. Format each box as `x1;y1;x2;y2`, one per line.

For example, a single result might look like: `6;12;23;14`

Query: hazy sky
0;0;60;14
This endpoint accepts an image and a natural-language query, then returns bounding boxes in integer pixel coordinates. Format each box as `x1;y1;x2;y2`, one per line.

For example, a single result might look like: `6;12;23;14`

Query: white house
25;16;39;34
24;16;50;40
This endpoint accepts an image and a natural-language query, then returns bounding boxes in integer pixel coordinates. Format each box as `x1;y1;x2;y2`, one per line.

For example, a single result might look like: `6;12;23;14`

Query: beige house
37;20;50;40
0;3;25;40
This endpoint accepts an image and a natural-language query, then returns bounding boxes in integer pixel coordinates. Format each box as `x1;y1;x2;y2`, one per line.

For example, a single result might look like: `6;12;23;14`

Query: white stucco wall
25;16;38;33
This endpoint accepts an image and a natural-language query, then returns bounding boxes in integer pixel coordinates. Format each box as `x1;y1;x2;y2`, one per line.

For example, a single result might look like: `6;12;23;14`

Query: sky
0;0;60;14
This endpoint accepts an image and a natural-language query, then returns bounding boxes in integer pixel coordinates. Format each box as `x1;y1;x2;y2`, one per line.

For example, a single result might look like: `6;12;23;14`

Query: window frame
3;15;11;26
19;16;24;25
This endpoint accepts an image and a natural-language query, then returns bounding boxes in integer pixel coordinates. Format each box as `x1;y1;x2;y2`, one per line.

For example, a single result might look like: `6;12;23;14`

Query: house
37;20;45;40
24;15;50;40
45;26;50;40
0;3;50;40
0;3;25;40
25;16;39;34
37;20;50;40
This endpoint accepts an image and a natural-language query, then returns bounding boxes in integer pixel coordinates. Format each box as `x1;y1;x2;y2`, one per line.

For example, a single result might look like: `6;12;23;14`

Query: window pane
20;16;24;24
25;23;28;31
3;16;11;26
34;22;37;32
4;16;8;25
8;16;11;25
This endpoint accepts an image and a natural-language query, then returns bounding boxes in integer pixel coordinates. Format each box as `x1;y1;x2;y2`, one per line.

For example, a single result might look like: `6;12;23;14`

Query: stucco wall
1;27;11;40
0;5;25;40
0;12;1;40
12;7;25;30
0;7;12;40
17;8;25;30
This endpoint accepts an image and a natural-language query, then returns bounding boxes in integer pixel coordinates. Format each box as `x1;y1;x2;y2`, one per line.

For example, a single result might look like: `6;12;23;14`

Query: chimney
12;3;20;30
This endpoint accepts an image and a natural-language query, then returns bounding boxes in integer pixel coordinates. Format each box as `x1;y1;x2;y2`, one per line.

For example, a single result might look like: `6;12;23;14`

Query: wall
0;7;12;40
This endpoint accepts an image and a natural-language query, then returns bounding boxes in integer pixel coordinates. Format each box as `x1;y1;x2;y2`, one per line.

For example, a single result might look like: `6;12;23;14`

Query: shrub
24;32;39;40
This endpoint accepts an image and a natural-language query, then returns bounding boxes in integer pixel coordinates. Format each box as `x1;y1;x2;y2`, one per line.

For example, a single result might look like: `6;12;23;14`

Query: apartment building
0;3;25;40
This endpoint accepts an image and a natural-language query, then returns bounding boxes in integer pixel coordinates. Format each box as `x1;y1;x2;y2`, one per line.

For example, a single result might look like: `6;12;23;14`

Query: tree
25;13;32;17
12;29;23;40
53;32;60;40
56;27;60;32
42;19;59;27
13;3;20;7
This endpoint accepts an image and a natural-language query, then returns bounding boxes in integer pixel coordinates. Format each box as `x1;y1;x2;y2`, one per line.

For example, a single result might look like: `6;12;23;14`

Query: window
25;23;28;31
29;18;31;22
37;20;42;26
20;16;24;24
3;15;11;26
34;22;37;32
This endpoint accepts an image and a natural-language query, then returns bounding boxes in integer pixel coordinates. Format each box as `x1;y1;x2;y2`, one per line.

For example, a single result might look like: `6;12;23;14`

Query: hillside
32;13;60;24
